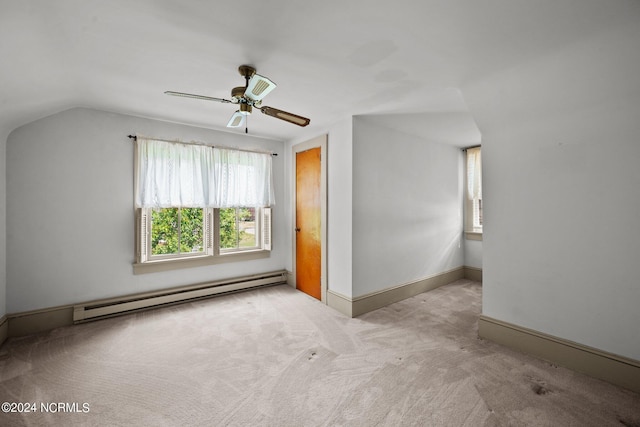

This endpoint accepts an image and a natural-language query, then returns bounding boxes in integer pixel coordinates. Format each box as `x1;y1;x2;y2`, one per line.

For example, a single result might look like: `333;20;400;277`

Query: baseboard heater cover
73;270;287;323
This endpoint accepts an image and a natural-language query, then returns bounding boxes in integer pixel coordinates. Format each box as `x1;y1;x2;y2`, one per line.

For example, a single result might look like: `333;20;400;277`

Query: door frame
292;134;328;303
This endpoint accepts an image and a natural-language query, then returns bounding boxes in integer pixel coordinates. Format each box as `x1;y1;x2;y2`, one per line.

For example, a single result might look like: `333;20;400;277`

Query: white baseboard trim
353;267;465;317
327;267;465;318
464;266;482;282
0;315;8;347
327;290;353;317
285;270;295;288
478;315;640;394
8;306;74;338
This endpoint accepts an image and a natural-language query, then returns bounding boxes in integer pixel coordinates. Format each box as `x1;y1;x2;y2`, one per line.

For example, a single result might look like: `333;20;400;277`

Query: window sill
133;250;270;275
465;231;483;241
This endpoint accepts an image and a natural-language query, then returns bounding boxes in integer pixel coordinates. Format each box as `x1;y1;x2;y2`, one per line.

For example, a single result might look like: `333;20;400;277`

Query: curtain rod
127;135;277;156
462;144;481;151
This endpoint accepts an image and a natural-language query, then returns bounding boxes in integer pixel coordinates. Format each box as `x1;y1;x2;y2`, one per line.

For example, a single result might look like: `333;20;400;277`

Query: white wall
6;108;287;313
464;239;482;269
326;118;354;298
352;117;464;297
464;19;640;360
482;128;640;361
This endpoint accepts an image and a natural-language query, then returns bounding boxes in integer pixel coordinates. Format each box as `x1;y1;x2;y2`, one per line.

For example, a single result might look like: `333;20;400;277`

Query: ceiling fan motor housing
231;86;245;102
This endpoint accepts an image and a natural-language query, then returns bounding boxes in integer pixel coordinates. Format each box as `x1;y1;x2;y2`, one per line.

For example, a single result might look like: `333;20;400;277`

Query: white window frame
134;206;272;274
219;207;263;254
465;146;483;241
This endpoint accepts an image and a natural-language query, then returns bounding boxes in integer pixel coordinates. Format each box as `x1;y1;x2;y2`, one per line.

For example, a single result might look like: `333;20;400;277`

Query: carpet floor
0;279;639;426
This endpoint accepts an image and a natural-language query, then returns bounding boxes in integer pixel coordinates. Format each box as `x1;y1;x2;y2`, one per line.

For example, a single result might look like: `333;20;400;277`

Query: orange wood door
296;147;322;300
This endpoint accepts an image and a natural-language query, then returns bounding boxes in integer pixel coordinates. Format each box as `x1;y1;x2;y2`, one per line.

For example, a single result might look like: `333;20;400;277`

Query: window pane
151;207;204;255
219;207;259;250
239;207;256;248
466;146;482;232
180;207;204;253
220;208;239;249
151;208;179;255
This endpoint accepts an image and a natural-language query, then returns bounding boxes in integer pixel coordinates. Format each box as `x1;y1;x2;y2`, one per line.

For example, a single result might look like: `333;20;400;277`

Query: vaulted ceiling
2;0;638;144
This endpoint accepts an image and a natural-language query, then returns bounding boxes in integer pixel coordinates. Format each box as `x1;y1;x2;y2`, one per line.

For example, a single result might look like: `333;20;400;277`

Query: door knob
295;227;301;232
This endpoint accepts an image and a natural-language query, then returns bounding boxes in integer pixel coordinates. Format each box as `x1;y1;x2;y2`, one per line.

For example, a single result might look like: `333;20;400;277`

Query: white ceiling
1;0;638;144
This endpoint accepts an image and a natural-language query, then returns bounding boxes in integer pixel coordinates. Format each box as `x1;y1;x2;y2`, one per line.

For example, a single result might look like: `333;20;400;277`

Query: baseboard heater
73;270;287;323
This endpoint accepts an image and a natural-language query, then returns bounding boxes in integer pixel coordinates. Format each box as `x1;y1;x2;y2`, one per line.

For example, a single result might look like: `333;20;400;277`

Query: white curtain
466;147;482;201
211;148;275;208
135;138;274;208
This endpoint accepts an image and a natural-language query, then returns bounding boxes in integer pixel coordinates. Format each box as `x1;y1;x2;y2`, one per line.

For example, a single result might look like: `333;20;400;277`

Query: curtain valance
135;138;275;208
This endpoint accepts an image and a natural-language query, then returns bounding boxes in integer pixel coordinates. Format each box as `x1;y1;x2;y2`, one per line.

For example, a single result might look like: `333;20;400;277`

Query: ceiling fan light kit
226;111;245;128
165;65;310;133
239;103;252;114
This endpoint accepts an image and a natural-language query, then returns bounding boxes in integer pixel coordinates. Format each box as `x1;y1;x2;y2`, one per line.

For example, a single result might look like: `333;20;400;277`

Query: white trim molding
464;266;482;282
327;290;353;318
133;249;270;274
478;315;640;394
5;305;74;339
464;231;483;241
285;270;295;288
327;267;466;318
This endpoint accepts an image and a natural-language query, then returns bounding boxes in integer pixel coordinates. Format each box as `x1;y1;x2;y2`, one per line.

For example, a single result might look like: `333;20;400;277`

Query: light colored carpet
0;279;639;426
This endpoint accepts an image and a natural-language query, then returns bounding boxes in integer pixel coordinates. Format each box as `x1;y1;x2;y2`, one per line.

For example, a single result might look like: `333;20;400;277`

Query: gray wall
352;117;464;297
6;108;286;313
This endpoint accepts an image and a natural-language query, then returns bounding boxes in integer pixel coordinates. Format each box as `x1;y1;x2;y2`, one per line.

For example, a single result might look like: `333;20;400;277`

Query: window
151;207;205;256
138;206;271;264
133;137;274;273
465;146;482;239
220;207;257;251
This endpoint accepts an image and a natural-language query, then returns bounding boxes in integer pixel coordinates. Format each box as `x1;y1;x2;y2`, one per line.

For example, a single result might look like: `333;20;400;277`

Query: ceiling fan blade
165;91;233;103
260;106;310;127
244;74;277;102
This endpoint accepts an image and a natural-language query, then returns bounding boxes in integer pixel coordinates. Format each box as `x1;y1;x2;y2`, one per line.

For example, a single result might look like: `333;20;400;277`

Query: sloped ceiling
1;0;638;144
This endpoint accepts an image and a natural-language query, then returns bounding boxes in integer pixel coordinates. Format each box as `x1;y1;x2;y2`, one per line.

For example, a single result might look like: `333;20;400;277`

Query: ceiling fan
165;65;310;133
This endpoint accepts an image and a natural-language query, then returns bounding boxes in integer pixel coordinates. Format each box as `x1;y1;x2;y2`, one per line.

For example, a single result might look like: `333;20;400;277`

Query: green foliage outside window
150;207;257;256
151;207;204;255
220;207;256;250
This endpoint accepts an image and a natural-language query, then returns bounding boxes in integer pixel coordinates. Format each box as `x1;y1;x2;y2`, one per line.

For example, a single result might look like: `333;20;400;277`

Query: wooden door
296;147;322;300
